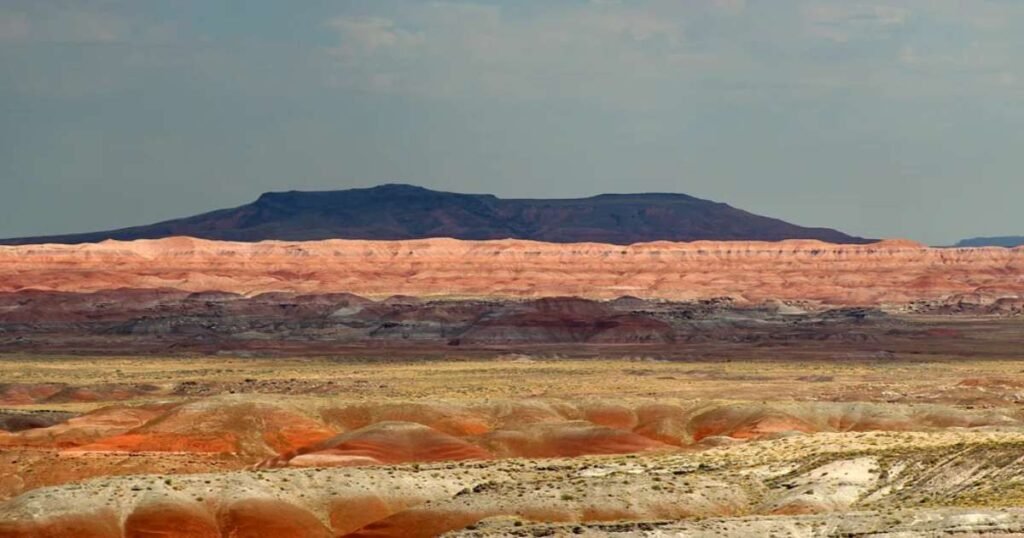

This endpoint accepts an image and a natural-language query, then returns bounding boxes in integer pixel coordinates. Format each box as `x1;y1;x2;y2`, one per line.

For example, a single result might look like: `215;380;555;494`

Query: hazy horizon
3;1;1023;245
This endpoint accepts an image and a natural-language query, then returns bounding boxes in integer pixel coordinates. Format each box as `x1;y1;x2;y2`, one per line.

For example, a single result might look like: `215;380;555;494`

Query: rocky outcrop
0;237;1022;306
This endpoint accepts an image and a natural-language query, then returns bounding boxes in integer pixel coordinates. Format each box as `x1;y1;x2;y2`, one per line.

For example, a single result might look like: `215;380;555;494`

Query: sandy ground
4;353;1024;411
3;346;1024;536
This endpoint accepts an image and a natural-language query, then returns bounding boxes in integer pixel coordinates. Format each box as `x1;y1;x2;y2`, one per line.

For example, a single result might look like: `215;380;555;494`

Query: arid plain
0;237;1023;537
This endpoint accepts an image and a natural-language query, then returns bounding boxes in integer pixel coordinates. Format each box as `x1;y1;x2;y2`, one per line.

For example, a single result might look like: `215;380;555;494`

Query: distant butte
0;184;872;245
955;236;1024;248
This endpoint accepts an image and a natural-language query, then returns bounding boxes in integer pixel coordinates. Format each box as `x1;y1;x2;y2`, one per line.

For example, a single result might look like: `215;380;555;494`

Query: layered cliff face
1;237;1021;306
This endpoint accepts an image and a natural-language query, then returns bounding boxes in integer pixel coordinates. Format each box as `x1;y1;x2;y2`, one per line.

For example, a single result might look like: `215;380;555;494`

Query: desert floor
3;333;1024;537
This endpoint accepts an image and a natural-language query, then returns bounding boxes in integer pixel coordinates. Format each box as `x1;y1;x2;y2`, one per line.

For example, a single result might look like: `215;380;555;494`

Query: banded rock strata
1;237;1022;305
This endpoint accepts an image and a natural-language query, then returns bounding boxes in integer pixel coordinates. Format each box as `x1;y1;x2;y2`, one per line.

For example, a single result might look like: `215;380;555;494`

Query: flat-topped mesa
0;184;873;245
0;237;1022;305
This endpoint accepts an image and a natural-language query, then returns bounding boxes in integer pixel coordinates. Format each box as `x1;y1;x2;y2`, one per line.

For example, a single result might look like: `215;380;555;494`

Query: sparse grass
4;354;1024;412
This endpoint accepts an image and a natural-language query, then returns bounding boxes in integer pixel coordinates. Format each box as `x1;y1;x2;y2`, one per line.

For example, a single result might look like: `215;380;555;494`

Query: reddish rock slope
1;237;1022;305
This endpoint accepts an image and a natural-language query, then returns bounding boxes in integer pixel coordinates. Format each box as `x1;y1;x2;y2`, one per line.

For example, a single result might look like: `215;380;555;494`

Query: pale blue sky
2;0;1022;244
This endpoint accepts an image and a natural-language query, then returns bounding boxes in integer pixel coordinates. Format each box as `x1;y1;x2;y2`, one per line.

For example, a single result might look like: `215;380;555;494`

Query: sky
1;0;1023;245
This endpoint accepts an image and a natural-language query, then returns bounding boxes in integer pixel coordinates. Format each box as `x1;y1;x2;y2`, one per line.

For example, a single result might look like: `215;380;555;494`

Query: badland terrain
1;188;1022;537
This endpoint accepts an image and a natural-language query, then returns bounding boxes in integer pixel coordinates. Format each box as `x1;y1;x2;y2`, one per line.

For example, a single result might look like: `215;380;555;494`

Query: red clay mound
484;421;672;458
69;398;335;456
340;481;737;538
0;508;121;538
0;384;65;405
688;405;819;441
268;421;493;468
483;400;575;429
0;403;172;449
218;499;331;538
320;402;492;437
7;399;1019;478
578;402;639;430
680;403;1018;440
343;508;501;538
70;432;240;453
124;501;219;538
329;495;426;536
41;383;163;404
631;403;692;445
